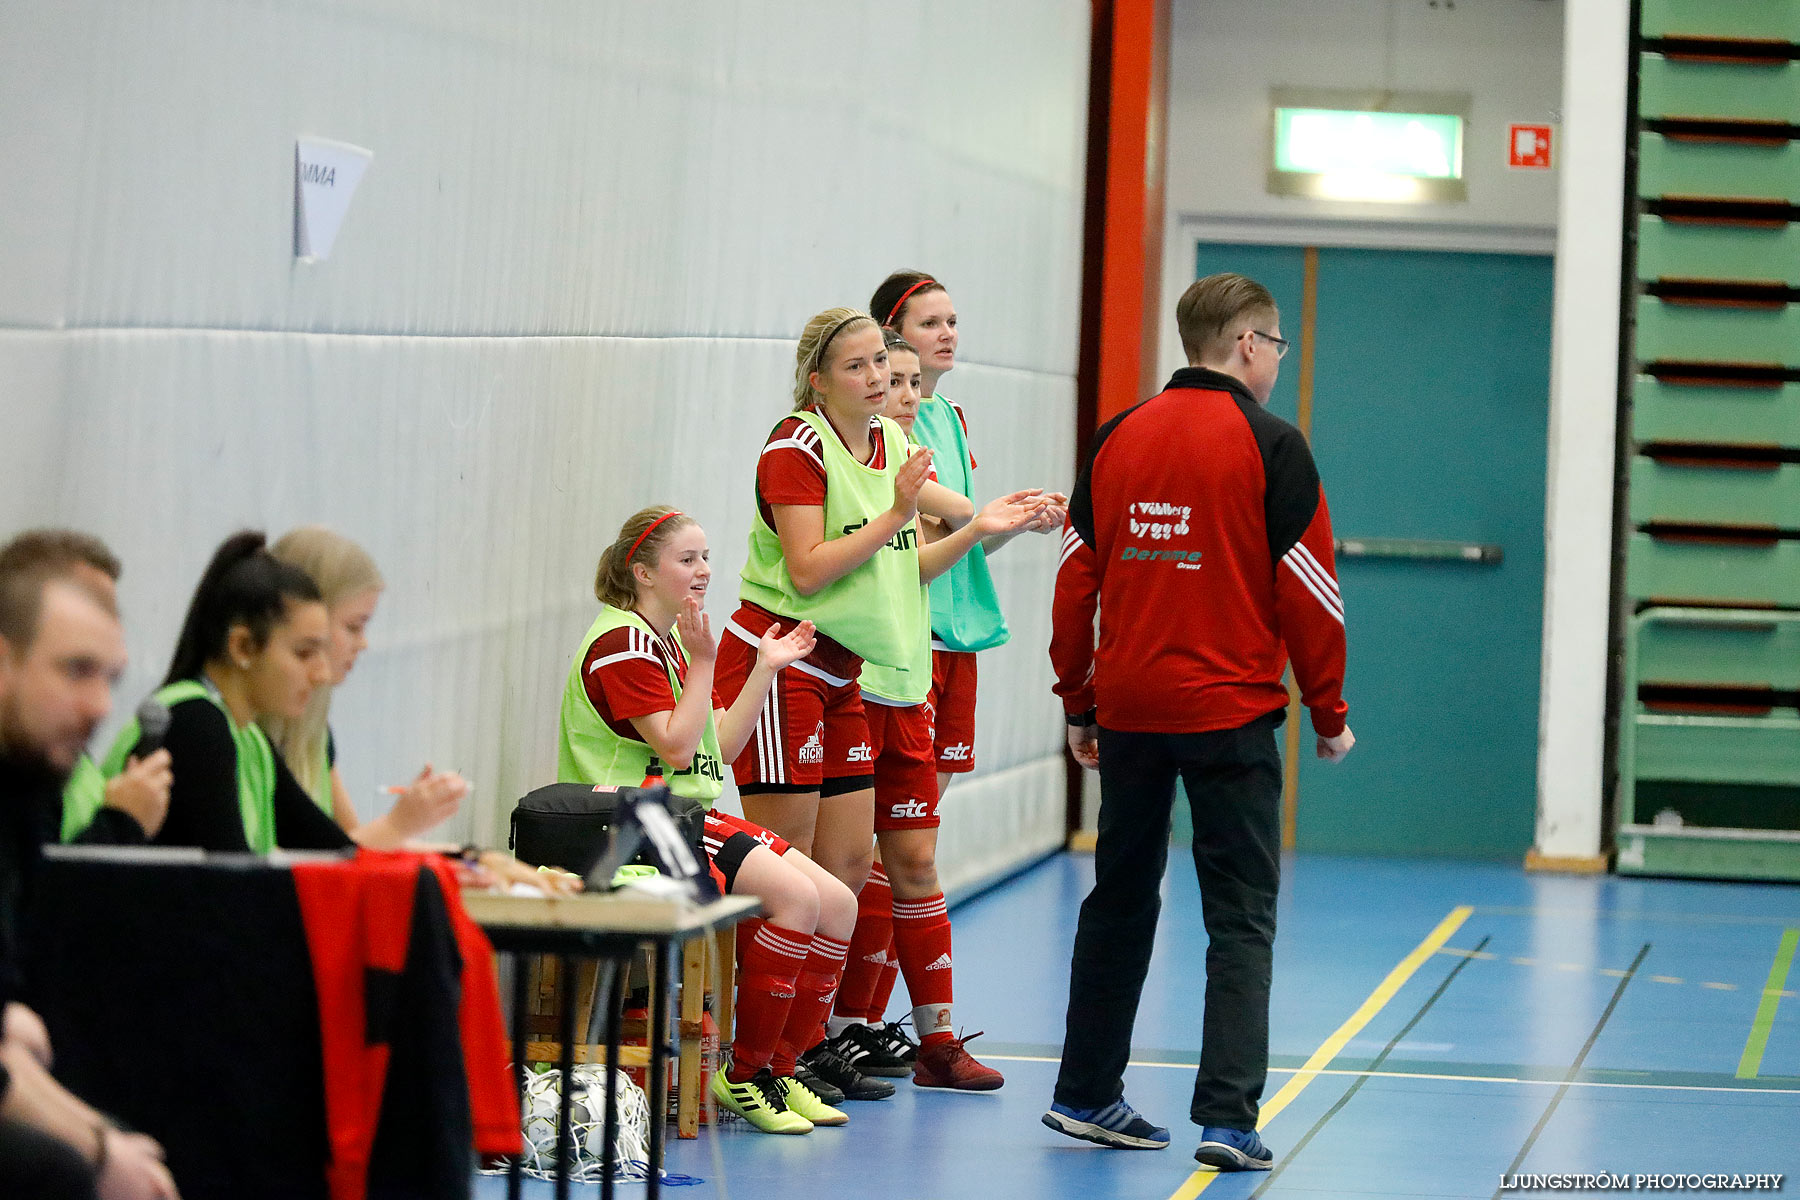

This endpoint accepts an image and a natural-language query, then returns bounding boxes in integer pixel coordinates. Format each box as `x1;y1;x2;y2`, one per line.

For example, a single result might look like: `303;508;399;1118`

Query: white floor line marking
987;1055;1800;1095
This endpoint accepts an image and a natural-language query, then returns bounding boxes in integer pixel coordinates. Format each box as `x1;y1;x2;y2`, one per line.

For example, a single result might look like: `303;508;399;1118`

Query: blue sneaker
1041;1099;1170;1150
1195;1125;1274;1171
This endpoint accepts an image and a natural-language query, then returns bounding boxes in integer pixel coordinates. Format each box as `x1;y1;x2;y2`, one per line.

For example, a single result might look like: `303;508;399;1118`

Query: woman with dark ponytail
96;531;352;853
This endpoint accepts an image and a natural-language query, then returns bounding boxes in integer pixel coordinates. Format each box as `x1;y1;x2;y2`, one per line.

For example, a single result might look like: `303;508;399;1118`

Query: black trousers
1053;712;1283;1130
0;1118;98;1200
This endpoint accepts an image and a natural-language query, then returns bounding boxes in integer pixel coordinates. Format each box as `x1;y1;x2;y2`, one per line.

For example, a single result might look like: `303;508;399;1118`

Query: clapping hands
757;619;817;673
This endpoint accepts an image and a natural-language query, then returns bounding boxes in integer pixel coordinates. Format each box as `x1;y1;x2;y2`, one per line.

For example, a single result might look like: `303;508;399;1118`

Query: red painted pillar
1069;0;1170;837
1080;0;1171;435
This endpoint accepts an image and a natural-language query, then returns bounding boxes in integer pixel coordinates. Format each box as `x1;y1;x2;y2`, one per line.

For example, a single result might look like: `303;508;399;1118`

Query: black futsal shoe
802;1041;897;1100
820;1022;911;1078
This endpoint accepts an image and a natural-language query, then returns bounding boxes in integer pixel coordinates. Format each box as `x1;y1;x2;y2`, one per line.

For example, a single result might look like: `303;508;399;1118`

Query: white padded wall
0;1;1087;890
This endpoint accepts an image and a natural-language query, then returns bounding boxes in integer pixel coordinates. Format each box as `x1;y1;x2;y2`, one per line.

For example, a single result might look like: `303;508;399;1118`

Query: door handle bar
1334;537;1503;564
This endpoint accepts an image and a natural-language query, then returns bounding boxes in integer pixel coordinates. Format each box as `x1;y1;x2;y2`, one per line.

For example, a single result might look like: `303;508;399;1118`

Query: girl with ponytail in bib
95;532;353;854
718;310;1044;1098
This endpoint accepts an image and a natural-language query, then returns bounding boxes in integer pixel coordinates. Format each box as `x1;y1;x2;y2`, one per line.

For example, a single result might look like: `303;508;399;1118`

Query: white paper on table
293;136;373;262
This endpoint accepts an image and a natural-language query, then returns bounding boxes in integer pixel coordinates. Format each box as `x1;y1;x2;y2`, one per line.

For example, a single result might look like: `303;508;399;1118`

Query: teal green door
1193;243;1553;859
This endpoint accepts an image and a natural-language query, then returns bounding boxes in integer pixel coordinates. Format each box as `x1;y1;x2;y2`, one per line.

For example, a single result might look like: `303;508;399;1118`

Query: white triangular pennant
293;136;372;262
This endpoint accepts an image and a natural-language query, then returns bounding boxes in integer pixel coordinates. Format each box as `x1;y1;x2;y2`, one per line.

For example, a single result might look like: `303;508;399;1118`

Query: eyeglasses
1244;329;1291;360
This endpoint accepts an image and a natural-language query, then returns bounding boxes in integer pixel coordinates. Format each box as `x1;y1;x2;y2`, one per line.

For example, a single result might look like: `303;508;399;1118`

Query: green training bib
558;606;724;805
739;409;930;699
99;679;278;854
858;434;934;705
59;755;107;843
913;393;1010;652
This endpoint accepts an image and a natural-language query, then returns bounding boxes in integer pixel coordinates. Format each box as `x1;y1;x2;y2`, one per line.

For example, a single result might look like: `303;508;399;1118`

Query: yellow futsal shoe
776;1074;850;1127
710;1065;814;1134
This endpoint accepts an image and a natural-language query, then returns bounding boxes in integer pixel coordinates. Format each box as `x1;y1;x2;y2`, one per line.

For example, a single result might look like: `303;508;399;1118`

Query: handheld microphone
135;697;172;756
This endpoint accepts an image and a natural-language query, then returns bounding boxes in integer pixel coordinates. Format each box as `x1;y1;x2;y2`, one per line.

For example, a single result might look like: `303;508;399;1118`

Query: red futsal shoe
912;1031;1005;1091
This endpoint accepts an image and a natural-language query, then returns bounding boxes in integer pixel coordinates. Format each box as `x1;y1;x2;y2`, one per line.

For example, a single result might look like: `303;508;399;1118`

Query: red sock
892;893;954;1046
735;915;764;964
727;921;809;1082
867;931;901;1024
832;863;893;1023
770;933;850;1077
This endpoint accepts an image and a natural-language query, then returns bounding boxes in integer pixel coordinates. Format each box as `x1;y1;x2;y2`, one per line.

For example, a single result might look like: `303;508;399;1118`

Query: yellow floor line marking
1702;981;1737;991
1738;929;1799;1080
1652;975;1684;985
1165;905;1472;1200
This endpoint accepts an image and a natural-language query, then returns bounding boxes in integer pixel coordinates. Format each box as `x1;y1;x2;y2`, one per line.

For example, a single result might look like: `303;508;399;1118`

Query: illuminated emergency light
1269;106;1466;203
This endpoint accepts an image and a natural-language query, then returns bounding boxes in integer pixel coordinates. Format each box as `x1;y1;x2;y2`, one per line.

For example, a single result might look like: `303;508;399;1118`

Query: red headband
627;511;683;563
883;278;938;327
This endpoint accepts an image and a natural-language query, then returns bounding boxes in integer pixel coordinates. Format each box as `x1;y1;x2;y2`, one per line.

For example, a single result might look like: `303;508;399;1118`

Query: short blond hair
1176;273;1278;365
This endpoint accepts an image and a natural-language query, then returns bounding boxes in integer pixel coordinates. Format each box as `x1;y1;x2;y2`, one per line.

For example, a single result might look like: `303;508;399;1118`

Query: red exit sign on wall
1508;124;1552;170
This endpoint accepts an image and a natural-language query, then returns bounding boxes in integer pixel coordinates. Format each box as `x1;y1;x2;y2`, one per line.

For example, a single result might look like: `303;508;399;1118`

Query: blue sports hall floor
477;851;1800;1199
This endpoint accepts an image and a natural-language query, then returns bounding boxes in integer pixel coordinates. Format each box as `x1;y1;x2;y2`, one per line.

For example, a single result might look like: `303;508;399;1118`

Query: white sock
826;1015;862;1038
912;1002;952;1039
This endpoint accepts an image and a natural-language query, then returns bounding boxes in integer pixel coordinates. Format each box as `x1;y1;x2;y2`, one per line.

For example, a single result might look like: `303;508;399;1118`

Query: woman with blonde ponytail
717;308;933;889
710;306;1043;1100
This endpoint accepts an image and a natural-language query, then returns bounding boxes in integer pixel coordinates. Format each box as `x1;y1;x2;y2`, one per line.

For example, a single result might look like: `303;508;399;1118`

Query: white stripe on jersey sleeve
1281;555;1345;624
760;437;825;471
589;649;663;672
1288;542;1343;602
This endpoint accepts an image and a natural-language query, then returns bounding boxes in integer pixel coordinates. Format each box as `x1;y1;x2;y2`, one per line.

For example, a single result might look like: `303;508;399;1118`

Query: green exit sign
1267;94;1468;203
1275;108;1464;178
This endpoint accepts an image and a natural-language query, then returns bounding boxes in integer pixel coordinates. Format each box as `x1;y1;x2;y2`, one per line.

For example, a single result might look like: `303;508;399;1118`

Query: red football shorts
866;698;942;832
718;622;872;793
929;648;978;774
702;809;792;894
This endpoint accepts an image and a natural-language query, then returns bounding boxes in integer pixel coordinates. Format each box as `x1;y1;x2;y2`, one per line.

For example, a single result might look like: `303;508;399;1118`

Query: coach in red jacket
1041;273;1355;1171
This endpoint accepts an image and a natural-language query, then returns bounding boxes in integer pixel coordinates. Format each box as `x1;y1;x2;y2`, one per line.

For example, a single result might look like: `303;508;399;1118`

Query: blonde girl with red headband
714;307;1047;1095
559;505;863;1133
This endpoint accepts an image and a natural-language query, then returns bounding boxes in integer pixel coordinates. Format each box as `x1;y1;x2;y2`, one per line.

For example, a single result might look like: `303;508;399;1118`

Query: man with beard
0;534;179;1199
0;532;169;846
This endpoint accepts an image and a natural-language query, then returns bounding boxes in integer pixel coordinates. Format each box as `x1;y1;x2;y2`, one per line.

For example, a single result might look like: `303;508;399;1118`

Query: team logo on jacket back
1128;501;1191;540
1123;500;1201;567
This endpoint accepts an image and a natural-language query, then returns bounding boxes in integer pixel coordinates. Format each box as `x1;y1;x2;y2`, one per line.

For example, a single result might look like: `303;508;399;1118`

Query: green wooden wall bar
1638;217;1800;286
1639;135;1800;204
1634;607;1800;690
1616;826;1800;880
1630;457;1800;529
1625;532;1800;606
1640;56;1800;124
1633;377;1800;447
1634;294;1800;363
1641;0;1800;42
1632;714;1800;786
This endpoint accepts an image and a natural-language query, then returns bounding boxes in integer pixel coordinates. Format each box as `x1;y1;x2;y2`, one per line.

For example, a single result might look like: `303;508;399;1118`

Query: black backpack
507;782;707;879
